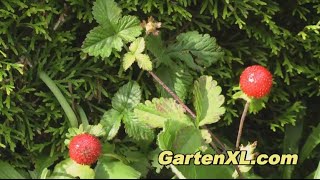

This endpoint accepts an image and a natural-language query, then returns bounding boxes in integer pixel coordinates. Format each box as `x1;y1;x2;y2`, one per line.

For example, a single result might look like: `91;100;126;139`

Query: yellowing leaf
123;53;136;71
129;37;145;54
136;54;152;71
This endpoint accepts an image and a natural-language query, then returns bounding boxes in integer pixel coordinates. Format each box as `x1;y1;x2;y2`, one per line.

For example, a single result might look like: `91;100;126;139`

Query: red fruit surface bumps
69;133;102;165
240;65;273;99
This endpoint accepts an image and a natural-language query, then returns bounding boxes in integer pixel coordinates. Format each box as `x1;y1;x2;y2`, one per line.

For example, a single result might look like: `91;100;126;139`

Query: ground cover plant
0;0;320;179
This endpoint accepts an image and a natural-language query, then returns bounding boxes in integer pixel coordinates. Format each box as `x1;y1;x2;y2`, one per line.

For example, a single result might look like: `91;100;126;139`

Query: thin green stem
39;71;78;128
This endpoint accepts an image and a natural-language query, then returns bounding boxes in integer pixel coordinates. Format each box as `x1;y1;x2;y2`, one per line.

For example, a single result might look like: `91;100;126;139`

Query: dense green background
0;0;320;178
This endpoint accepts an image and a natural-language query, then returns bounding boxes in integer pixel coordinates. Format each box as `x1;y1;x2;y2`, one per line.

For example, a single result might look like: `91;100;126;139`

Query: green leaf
157;120;203;154
300;119;320;163
122;111;154;141
0;160;26;179
145;35;172;67
167;31;224;68
82;16;142;58
176;147;234;179
123;53;136;71
193;76;226;127
66;162;95;179
116;16;143;42
92;0;121;26
155;65;193;102
123;38;152;71
100;109;123;140
281;118;303;179
50;159;77;179
112;81;141;112
129;37;145;54
95;159;141;179
314;161;320;179
134;98;193;128
85;124;106;137
136;54;152;71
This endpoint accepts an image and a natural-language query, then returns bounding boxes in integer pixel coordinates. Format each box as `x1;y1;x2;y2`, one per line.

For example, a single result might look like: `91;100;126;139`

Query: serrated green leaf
136;54;152;71
157;120;203;154
168;31;224;68
85;124;106;137
116;16;143;42
92;0;121;26
129;37;145;54
155;65;193;102
82;16;142;58
100;109;123;140
82;26;123;58
95;159;141;179
0;160;26;179
134;98;193;128
193;76;226;127
66;161;95;179
123;53;136;71
123;111;154;141
50;159;76;179
112;81;141;112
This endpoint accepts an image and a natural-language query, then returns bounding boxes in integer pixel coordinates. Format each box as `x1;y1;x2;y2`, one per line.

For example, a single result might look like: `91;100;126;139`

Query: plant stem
170;165;186;179
148;71;196;118
39;71;78;128
148;71;244;179
235;101;250;150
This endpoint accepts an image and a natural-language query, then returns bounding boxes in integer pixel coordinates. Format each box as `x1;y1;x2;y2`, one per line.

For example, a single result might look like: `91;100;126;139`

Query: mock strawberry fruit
69;133;102;165
239;65;273;99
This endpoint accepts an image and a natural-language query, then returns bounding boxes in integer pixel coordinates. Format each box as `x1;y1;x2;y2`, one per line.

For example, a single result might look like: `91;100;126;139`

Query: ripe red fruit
69;133;102;165
239;65;273;99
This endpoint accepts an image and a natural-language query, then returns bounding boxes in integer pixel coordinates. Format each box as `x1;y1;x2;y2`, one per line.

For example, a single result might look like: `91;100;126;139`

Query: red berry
239;65;273;99
69;133;102;165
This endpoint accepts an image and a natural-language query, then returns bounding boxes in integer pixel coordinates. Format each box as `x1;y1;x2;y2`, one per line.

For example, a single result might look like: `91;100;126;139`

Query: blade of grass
39;71;78;128
282;118;303;179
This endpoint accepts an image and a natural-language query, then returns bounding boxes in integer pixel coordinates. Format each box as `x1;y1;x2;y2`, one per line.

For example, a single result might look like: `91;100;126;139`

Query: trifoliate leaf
92;0;121;26
168;31;224;68
129;37;145;54
157;120;203;154
100;109;123;140
95;159;141;179
193;76;225;127
82;16;142;58
112;81;141;112
122;111;154;141
155;65;193;102
122;38;152;71
123;53;136;71
136;54;152;71
134;98;193;128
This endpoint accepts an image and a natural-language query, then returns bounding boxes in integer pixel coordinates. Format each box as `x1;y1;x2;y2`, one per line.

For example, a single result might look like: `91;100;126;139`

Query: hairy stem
236;101;250;150
39;71;78;128
148;70;244;179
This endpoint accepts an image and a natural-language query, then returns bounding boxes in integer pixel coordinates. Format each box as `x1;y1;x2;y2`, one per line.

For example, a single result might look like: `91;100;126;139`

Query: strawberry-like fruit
69;133;102;165
239;65;273;99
